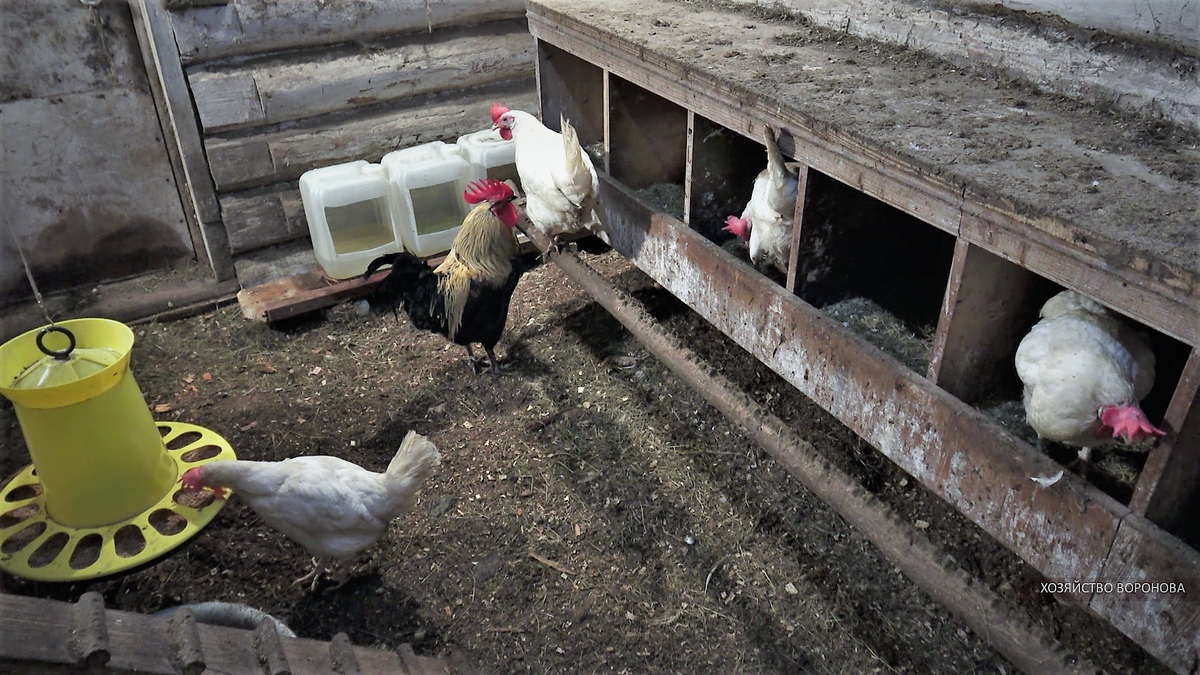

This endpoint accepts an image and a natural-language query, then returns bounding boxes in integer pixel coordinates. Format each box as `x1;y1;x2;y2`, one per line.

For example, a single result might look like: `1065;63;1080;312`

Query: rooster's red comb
464;179;514;205
490;102;510;124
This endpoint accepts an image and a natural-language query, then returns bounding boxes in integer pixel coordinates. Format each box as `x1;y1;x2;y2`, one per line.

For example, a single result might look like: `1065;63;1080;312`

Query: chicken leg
464;344;501;374
292;557;330;592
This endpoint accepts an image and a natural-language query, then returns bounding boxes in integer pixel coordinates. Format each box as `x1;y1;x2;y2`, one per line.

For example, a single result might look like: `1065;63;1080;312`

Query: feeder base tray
0;422;236;582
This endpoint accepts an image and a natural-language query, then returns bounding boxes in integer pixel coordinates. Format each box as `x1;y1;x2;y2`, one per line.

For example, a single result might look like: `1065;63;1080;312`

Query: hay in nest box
635;183;686;221
823;297;933;373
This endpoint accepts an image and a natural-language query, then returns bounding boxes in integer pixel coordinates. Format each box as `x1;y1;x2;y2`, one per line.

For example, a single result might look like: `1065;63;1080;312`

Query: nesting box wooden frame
525;1;1200;671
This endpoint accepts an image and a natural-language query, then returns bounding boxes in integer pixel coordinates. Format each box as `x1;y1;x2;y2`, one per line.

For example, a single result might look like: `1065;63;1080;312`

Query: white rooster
1015;290;1165;464
491;103;608;252
723;125;801;273
180;431;440;590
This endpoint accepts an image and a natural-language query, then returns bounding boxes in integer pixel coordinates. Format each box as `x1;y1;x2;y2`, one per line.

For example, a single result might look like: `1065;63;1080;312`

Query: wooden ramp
0;591;470;675
526;1;1200;673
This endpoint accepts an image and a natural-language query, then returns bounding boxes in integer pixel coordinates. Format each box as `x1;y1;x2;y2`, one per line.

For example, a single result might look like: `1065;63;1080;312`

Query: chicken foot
292;557;331;592
464;344;501;375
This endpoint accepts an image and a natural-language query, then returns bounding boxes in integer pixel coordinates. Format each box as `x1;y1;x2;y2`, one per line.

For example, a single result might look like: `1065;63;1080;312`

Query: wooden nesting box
526;1;1200;672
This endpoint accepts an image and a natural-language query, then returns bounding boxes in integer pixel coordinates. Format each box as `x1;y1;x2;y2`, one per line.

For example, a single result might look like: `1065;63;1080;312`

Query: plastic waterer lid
9;327;121;390
458;128;508;148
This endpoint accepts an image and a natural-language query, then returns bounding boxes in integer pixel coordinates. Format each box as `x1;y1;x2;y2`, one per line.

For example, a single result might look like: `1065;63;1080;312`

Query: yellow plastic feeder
0;318;235;581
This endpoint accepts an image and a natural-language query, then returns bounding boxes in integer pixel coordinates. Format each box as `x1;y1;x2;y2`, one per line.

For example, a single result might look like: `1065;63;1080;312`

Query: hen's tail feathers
763;125;799;216
585;214;611;245
560;114;591;190
386;431;441;487
764;125;789;184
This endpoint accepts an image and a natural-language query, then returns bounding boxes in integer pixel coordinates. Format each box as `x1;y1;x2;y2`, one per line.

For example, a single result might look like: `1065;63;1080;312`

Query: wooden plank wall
163;0;537;275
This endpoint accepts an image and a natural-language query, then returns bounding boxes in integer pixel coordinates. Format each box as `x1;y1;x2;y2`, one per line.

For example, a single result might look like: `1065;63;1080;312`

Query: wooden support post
684;110;695;226
1130;348;1200;531
130;0;235;282
602;69;612;175
929;240;1055;402
784;166;810;295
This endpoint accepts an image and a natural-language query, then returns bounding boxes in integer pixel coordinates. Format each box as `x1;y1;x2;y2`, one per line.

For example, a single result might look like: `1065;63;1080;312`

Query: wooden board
188;22;535;133
220;188;307;256
237;267;391;323
930;241;1057;403
168;0;527;64
131;0;235;282
525;0;1200;349
205;87;537;191
1130;349;1200;531
595;172;1129;590
1090;515;1200;673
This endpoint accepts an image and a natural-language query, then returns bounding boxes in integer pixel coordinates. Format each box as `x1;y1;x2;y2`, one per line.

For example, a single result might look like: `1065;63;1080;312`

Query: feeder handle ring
36;326;76;360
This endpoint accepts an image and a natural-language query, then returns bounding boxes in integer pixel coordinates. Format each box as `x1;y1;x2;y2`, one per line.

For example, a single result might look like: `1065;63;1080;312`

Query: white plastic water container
456;128;520;195
381;142;474;257
299;161;401;279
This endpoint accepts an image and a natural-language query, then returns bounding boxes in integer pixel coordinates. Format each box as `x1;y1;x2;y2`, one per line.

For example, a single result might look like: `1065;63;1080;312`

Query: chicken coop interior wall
0;1;196;309
536;42;606;145
608;75;689;194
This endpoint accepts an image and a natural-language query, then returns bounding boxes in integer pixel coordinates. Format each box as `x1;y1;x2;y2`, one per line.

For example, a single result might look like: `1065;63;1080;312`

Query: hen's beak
492;121;501;131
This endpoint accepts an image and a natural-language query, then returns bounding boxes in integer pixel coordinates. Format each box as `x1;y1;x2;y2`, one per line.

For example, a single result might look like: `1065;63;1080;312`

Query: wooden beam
163;0;228;8
219;188;307;256
525;3;1199;349
1130;348;1200;530
130;0;235;282
237;268;388;323
929;241;1056;402
188;22;535;134
1090;515;1200;673
0;280;241;344
599;171;1127;583
784;165;811;295
517;221;1097;675
593;170;1199;673
169;0;527;65
204;85;537;191
608;74;688;191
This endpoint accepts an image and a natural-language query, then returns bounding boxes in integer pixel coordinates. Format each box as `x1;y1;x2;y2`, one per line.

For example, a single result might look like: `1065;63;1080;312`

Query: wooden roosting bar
525;1;1200;673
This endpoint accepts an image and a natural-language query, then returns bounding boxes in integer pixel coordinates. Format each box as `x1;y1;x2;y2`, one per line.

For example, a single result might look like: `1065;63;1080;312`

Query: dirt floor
0;251;1173;675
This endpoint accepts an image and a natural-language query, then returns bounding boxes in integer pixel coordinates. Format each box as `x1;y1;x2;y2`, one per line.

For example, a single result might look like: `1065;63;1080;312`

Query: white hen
491;103;608;251
1015;290;1164;463
723;125;801;273
181;431;440;590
